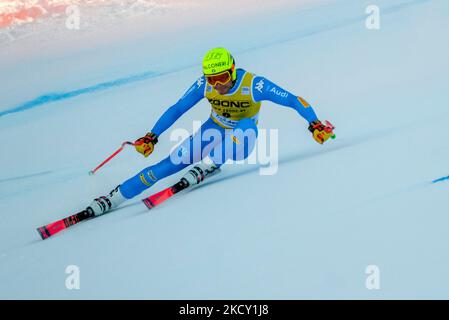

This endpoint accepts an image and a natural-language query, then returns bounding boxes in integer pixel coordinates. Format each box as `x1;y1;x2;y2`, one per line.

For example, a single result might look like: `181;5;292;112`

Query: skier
86;47;335;216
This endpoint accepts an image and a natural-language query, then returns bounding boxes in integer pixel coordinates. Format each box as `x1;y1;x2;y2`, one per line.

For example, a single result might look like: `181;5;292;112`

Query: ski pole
89;141;135;175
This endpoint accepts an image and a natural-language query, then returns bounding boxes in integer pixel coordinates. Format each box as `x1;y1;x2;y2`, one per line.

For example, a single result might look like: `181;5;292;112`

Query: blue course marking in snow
0;0;431;119
0;70;161;118
433;175;449;184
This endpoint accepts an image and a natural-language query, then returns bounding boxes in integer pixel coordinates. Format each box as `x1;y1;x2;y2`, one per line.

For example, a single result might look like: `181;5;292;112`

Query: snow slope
0;0;448;299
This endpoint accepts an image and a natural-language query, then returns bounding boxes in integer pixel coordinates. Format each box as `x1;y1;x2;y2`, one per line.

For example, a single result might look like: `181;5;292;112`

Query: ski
142;178;190;210
37;209;95;240
142;164;221;210
38;177;188;240
37;163;220;239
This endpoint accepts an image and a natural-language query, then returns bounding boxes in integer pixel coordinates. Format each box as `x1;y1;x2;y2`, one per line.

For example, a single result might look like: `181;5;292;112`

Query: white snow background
0;0;448;299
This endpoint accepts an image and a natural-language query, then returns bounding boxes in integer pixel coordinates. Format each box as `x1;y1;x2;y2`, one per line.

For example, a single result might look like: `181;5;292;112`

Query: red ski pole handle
89;141;135;175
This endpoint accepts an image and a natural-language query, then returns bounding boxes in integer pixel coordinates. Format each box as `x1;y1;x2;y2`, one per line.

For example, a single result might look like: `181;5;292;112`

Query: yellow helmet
202;47;236;81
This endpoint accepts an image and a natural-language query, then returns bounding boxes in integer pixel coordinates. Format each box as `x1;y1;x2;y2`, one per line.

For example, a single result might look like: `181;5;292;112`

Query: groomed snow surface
0;0;448;299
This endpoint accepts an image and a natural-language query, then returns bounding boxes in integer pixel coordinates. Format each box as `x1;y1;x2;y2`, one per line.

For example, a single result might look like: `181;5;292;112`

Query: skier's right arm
134;77;206;157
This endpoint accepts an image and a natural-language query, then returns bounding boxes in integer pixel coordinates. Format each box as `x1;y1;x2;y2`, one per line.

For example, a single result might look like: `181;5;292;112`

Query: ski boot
181;158;221;187
86;185;127;216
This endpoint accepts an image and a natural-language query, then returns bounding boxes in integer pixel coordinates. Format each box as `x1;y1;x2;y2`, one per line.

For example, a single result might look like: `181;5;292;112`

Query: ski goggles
205;70;232;86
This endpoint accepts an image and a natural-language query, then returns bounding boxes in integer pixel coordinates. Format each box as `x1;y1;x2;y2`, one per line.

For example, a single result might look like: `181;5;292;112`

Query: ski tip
36;226;50;240
142;198;154;210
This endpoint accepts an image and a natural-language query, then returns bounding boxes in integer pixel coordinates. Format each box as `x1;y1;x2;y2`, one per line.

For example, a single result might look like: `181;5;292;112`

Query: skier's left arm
253;76;335;144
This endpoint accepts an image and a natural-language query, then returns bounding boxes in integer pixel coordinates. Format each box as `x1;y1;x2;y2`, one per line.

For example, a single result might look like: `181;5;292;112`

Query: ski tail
36;210;93;240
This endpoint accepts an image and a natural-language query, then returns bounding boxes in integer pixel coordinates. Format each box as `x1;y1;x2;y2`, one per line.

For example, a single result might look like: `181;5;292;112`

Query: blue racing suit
119;68;318;199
